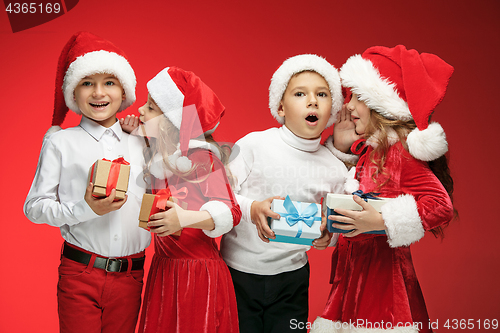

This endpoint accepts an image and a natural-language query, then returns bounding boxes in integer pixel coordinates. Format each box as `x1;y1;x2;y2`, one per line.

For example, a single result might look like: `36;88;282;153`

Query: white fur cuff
201;200;234;238
381;194;425;247
324;136;359;165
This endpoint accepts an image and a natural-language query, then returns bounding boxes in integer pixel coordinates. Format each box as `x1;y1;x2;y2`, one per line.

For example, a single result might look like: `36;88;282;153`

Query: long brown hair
364;111;457;239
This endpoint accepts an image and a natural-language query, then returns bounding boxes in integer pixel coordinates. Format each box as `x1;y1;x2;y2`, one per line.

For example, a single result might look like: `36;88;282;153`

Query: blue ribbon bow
279;196;321;238
352;190;381;202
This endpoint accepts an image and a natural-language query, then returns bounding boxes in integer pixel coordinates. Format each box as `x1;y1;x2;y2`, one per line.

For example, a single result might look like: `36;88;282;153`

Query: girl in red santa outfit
314;45;456;333
132;67;241;333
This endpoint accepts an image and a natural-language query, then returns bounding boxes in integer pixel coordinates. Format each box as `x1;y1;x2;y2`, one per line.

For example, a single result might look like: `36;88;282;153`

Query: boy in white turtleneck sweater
220;55;347;333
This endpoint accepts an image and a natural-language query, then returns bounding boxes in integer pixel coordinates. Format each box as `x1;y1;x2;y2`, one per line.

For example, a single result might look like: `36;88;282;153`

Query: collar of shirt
279;125;321;152
79;116;123;142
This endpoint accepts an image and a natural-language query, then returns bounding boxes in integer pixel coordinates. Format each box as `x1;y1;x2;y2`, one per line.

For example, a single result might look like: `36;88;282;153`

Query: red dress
139;149;241;333
313;142;454;333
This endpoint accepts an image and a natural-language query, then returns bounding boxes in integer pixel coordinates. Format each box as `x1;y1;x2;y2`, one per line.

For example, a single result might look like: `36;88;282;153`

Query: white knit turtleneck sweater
221;126;347;275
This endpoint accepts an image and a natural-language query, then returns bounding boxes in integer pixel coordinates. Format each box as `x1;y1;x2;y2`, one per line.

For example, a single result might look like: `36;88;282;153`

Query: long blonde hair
363;110;457;238
143;114;234;187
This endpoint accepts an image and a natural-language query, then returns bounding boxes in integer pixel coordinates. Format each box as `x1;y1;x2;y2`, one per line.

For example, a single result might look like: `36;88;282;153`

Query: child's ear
122;90;126;101
277;102;285;117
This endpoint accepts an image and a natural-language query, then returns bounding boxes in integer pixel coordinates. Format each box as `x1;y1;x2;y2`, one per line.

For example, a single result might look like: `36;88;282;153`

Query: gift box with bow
89;158;130;200
138;186;189;236
267;196;322;246
326;191;391;234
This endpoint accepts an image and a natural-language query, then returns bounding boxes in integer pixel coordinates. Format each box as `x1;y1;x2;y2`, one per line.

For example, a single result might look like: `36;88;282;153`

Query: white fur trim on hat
147;67;184;129
310;317;419;333
63;50;136;113
407;122;448;161
324;136;359;165
269;54;343;128
340;54;412;122
381;194;425;248
201;200;234;238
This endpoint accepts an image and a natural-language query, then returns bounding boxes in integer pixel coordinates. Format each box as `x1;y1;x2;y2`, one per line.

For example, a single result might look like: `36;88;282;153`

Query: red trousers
57;243;145;333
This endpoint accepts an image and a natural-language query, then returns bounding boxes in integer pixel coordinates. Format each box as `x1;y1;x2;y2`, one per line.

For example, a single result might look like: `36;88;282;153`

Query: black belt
63;243;145;273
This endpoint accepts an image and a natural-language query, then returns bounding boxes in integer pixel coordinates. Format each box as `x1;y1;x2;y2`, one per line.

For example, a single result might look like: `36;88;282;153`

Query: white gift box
268;196;322;246
326;192;391;234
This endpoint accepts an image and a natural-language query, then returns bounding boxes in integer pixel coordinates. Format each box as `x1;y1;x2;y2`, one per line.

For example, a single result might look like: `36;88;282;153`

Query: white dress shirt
24;117;151;257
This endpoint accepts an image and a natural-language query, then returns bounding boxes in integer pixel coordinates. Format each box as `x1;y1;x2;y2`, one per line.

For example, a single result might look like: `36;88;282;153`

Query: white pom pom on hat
340;45;454;161
269;54;343;128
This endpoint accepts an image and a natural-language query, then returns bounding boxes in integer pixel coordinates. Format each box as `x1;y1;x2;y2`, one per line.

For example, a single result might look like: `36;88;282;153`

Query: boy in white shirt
221;54;347;333
24;32;150;333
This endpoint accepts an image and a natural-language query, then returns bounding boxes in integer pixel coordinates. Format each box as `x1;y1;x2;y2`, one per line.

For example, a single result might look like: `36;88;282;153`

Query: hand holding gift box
326;191;391;234
89;158;130;200
139;186;189;236
267;196;322;246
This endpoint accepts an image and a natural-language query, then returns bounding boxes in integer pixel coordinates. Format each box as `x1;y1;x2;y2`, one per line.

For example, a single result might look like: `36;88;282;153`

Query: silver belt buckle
105;258;122;272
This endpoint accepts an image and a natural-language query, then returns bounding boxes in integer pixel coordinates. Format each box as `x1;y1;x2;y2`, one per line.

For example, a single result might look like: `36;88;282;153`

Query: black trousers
229;263;310;333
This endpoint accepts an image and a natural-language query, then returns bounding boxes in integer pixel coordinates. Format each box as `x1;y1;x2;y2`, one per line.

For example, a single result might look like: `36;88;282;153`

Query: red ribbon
144;189;172;222
351;139;368;180
149;186;189;218
169;185;188;200
105;157;130;166
153;188;172;211
90;157;130;197
103;158;130;196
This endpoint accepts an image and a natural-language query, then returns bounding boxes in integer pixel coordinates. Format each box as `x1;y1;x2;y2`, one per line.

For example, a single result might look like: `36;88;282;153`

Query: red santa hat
269;54;343;128
340;45;454;161
48;31;136;135
146;67;225;172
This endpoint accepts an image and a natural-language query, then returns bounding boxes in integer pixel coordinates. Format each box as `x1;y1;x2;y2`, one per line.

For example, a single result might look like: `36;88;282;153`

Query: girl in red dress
314;45;456;333
135;67;241;333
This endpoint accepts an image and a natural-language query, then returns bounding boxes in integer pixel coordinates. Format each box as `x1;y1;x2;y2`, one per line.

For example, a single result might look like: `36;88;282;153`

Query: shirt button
107;146;112;151
114;235;119;241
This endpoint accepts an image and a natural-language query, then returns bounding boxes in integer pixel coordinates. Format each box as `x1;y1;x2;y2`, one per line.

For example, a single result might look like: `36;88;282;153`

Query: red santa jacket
351;139;454;247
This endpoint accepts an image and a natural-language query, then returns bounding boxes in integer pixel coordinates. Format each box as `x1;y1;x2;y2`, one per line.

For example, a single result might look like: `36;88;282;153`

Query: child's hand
312;222;332;250
119;115;140;134
333;104;362;153
147;201;183;237
250;196;283;242
328;195;386;237
84;182;127;215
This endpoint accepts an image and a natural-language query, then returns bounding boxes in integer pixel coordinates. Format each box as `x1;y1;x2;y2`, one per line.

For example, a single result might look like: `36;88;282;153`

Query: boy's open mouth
90;102;110;108
305;114;318;122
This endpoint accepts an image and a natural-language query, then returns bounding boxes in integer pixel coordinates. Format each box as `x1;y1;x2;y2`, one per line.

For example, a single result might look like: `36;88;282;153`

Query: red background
1;0;499;332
